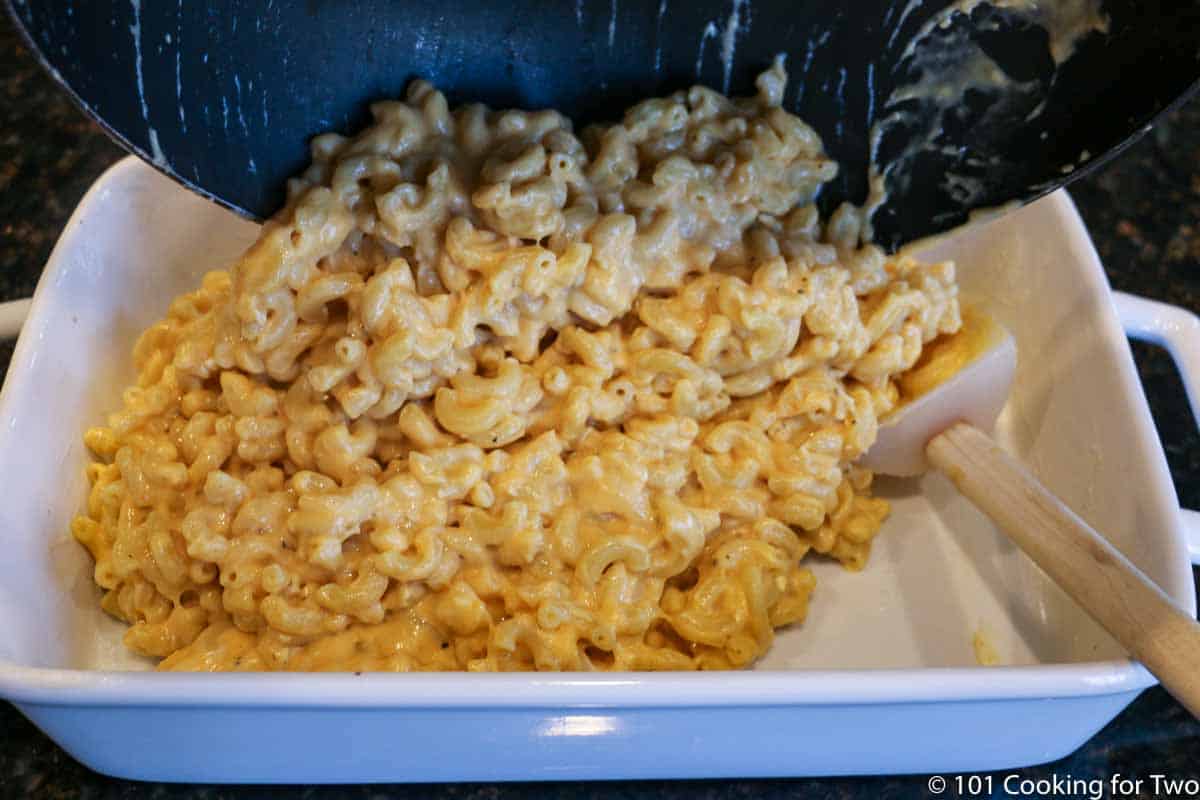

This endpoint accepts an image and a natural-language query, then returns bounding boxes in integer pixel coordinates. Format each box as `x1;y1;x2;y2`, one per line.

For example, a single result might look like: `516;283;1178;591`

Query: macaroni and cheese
73;61;961;671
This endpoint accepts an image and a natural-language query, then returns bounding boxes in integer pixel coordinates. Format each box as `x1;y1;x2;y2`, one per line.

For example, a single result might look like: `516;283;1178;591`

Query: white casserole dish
0;156;1198;783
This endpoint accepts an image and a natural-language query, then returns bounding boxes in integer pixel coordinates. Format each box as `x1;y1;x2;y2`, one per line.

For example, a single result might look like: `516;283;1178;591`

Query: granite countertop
2;11;1198;799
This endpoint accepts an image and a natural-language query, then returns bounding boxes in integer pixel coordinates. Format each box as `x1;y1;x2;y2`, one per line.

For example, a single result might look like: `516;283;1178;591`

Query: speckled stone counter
1;11;1198;799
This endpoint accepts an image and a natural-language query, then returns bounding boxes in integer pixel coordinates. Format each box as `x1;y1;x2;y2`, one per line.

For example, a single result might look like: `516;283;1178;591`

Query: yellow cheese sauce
897;305;1002;401
972;628;1000;666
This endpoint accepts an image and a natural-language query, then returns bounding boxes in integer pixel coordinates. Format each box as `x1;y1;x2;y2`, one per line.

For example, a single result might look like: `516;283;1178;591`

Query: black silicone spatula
8;0;1200;251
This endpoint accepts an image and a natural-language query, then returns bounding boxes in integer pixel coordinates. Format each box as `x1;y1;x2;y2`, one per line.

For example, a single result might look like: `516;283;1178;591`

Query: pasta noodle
73;60;960;671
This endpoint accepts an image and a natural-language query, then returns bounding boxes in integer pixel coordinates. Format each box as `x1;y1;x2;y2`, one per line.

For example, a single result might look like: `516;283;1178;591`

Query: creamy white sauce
861;0;1109;244
719;0;750;93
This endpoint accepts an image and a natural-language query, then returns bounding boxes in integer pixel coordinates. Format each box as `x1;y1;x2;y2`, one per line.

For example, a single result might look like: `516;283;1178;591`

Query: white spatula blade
860;326;1017;477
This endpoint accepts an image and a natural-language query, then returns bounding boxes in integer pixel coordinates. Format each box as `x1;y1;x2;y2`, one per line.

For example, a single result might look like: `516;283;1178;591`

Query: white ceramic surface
0;157;1197;783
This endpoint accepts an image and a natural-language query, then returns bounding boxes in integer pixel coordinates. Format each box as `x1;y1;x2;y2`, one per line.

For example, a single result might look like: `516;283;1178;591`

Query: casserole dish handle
1113;290;1200;565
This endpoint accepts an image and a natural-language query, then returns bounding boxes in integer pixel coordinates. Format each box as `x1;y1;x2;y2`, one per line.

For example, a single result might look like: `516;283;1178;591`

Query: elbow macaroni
74;61;961;672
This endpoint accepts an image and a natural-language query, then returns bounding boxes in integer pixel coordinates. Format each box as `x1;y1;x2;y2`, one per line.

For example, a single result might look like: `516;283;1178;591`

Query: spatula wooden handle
927;422;1200;718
